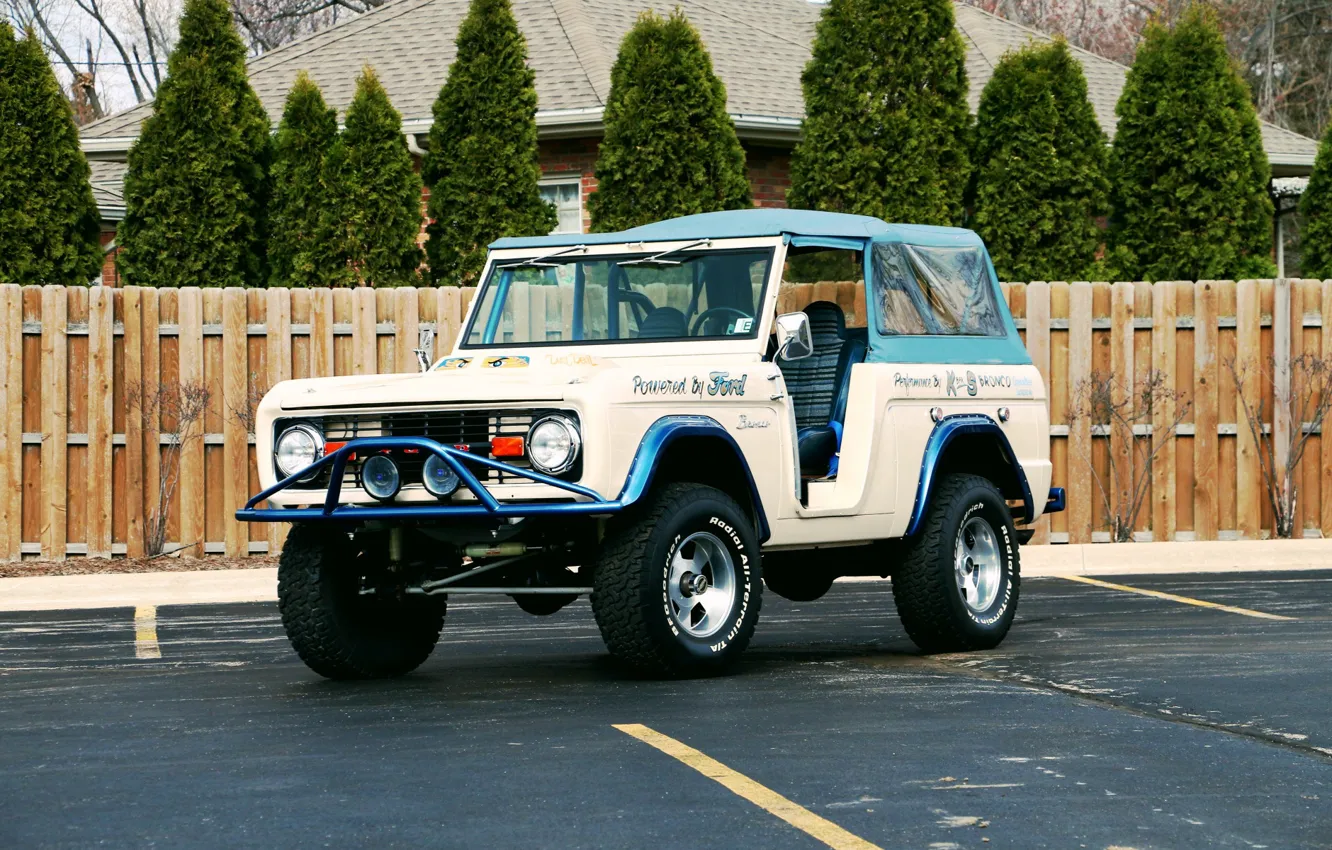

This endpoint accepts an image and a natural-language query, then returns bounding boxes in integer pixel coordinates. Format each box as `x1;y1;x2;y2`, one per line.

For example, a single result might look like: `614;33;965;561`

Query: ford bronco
238;209;1063;679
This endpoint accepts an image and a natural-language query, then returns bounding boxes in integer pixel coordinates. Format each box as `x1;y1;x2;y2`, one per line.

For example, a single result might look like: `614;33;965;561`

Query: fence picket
178;288;205;557
352;287;376;375
310;289;334;378
1323;281;1332;537
1193;281;1219;540
1235;280;1262;538
265;289;292;555
0;285;21;561
1066;283;1093;543
394;288;419;374
39;286;67;560
1107;282;1134;540
1025;282;1051;544
1151;282;1178;541
222;289;248;557
87;287;114;558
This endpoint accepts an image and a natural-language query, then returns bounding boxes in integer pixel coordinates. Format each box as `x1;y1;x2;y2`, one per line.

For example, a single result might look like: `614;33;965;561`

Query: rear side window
872;243;1005;337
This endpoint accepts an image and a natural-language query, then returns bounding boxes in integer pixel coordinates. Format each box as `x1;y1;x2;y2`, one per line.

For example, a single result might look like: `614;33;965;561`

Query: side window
780;246;864;328
872;243;1004;337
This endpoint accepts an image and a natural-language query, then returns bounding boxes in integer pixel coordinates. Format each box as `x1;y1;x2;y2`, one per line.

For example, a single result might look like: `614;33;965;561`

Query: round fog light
422;454;460;498
361;455;400;501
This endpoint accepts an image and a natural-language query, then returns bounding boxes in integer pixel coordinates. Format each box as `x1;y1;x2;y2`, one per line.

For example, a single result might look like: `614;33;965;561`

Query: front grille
276;408;576;491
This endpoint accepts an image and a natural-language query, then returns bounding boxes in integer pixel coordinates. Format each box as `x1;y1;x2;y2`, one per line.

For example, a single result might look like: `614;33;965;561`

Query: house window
540;177;583;234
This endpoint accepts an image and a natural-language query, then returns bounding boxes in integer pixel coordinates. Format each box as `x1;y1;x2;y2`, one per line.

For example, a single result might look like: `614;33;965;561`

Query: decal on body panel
484;356;530;369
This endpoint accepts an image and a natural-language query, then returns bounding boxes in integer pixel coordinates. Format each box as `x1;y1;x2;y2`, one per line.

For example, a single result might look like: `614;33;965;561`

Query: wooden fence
0;280;1325;561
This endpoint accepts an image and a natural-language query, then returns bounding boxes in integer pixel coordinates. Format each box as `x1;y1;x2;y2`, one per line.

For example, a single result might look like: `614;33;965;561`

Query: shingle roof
80;0;1316;173
88;160;127;220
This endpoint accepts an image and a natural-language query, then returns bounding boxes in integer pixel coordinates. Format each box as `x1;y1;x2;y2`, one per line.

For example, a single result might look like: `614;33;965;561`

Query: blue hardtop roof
489;209;984;251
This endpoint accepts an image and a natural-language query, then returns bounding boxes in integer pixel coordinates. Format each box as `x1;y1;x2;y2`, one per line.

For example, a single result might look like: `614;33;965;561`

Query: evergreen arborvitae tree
268;72;340;287
118;0;270;288
970;39;1109;281
1108;6;1273;281
322;67;423;287
787;0;970;225
1299;124;1332;278
0;25;102;284
424;0;553;285
587;10;751;232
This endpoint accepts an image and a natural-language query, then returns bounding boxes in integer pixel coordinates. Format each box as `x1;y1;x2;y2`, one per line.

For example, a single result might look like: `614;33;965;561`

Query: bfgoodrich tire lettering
278;524;444;679
591;483;762;676
893;474;1019;653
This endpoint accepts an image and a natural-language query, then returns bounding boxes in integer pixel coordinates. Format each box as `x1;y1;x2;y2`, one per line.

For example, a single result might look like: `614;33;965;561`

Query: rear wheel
591;483;762;677
892;474;1019;653
278;525;444;679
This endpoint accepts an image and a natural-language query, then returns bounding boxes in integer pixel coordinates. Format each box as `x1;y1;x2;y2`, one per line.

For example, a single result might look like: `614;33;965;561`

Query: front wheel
278;525;444;679
892;474;1019;653
591;483;762;677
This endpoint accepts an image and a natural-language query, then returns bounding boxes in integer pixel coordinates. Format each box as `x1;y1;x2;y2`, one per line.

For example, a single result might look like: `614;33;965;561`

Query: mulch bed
0;556;277;579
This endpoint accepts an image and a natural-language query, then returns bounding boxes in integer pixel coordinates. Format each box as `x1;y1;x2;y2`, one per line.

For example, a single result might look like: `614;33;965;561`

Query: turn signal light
491;436;525;457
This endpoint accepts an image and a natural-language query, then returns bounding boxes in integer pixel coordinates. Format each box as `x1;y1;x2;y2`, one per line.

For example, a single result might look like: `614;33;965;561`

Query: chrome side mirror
775;312;814;361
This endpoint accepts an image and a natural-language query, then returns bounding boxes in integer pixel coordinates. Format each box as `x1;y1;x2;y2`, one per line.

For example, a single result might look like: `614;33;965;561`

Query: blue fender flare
616;415;771;543
906;413;1034;537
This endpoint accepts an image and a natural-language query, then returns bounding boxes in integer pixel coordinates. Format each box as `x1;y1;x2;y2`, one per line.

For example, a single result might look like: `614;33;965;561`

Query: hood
274;353;607;410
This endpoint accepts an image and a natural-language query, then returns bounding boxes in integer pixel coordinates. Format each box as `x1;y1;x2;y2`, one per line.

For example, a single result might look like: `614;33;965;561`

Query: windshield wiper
617;239;711;267
497;244;587;269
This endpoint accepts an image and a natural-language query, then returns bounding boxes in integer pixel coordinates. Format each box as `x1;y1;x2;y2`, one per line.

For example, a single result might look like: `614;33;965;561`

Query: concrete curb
2;540;1330;612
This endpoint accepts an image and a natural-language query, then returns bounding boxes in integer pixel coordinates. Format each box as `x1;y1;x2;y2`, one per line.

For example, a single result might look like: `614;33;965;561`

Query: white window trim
539;174;584;235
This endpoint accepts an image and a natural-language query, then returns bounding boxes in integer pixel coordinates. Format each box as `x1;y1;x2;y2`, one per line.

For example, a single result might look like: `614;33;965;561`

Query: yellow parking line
1061;575;1296;621
134;605;162;659
613;723;882;850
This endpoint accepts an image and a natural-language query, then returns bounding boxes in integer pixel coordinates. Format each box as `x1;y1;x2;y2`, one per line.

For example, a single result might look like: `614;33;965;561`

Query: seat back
780;301;849;431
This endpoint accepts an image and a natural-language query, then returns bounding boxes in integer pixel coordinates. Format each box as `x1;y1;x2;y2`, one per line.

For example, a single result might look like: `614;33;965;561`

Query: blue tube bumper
236;436;618;523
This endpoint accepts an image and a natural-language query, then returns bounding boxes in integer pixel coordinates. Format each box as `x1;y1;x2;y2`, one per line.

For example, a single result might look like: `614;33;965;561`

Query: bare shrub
127;380;212;557
1226;354;1332;538
227;373;267;436
1068;370;1190;542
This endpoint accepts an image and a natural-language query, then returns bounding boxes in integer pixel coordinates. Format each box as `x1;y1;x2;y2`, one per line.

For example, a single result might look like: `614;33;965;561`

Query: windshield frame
457;238;783;353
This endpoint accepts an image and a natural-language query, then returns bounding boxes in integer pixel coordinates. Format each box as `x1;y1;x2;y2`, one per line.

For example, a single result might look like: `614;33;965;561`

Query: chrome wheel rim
667;532;737;638
955;517;1002;612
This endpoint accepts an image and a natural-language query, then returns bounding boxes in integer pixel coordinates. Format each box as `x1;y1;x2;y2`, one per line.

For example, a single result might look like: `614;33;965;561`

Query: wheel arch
616;416;770;543
906;414;1033;537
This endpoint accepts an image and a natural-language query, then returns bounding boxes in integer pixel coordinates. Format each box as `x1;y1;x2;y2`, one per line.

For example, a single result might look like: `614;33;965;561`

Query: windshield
461;248;774;348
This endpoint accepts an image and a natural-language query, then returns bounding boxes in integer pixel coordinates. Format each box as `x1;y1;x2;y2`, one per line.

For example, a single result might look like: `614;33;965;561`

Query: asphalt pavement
1;571;1329;849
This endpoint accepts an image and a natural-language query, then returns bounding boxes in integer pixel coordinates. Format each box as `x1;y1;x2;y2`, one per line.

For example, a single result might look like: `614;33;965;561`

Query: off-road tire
591;483;762;677
763;552;834;602
278;524;445;679
893;474;1019;653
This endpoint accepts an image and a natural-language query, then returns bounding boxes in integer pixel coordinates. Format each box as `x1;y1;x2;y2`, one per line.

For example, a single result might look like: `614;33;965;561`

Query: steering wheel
690;306;753;337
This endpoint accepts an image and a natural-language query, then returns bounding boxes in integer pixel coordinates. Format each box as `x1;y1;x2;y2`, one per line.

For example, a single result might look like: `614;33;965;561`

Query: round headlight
527;414;580;475
275;424;324;481
361;455;400;501
422;454;460;498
